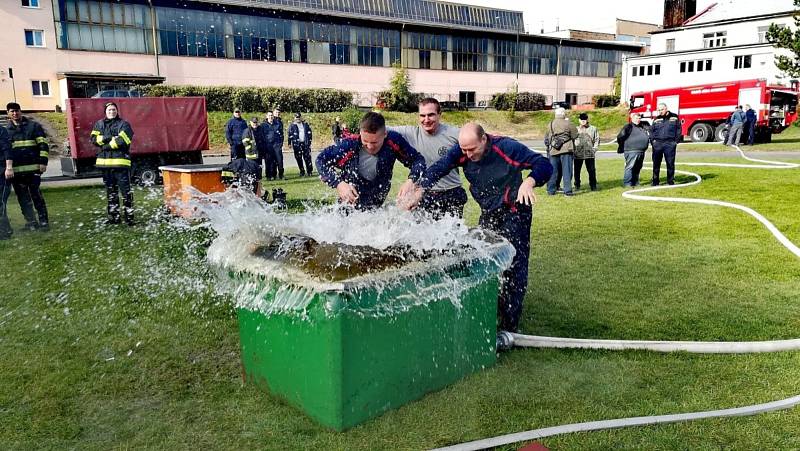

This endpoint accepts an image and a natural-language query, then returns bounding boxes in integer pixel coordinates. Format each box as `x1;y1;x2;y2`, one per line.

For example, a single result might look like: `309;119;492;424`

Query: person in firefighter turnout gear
4;102;49;231
91;102;135;225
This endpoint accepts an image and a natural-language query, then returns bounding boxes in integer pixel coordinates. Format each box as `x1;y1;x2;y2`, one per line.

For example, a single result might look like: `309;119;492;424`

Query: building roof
684;0;796;25
195;0;524;34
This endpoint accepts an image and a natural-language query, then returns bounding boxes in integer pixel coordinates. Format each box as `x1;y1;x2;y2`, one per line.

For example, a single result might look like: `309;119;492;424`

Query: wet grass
1;155;800;449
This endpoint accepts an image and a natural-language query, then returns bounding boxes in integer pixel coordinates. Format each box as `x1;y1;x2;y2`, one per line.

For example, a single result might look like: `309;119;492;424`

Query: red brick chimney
663;0;697;29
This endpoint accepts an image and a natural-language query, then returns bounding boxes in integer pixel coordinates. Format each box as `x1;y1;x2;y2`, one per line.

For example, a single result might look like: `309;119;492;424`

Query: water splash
190;188;515;317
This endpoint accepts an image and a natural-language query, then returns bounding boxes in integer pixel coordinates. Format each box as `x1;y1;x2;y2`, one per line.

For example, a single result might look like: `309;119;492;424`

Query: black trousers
11;172;48;227
266;143;284;179
418;186;468;220
573;158;597;190
652;140;677;185
102;168;133;222
292;143;313;176
479;205;532;333
0;175;12;237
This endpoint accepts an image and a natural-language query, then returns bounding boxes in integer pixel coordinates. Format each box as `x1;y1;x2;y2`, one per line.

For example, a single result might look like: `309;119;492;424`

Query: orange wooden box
160;164;227;218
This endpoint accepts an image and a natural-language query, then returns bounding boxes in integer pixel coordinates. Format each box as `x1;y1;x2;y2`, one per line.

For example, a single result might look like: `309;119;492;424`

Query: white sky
448;0;718;34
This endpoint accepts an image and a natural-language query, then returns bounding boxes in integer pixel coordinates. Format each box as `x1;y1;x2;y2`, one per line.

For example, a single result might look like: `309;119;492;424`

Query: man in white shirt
288;112;314;177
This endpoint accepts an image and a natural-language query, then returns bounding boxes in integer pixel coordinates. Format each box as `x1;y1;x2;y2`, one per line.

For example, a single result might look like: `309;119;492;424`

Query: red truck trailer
61;97;209;184
629;78;799;143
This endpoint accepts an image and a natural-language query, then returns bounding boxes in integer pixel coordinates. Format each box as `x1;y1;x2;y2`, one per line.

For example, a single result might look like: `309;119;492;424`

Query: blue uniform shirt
419;135;552;213
316;130;426;209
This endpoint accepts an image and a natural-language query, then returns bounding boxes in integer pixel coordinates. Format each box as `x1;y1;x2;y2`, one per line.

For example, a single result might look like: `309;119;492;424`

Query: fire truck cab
629;78;799;143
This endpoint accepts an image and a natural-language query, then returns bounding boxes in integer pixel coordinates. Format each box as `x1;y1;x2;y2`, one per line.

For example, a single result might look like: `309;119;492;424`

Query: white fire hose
434;145;800;451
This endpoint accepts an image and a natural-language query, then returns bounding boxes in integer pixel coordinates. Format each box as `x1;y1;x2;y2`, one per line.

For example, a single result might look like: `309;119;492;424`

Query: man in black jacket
5;102;49;231
0;126;12;239
225;108;247;161
288;113;313;177
649;103;682;186
91;102;136;225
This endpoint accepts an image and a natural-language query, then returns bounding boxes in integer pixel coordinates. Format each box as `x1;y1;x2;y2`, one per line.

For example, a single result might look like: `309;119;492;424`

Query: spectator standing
4;102;49;231
90;102;136;225
272;108;285;179
224;108;247;161
617;113;650;187
0;126;11;239
573;112;600;191
544;108;578;196
649;103;681;186
744;104;757;146
726;106;746;146
332;116;343;145
288;113;314;177
261;111;284;180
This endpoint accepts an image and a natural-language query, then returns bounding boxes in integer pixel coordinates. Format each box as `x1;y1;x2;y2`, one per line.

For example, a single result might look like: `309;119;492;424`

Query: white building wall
650;15;796;53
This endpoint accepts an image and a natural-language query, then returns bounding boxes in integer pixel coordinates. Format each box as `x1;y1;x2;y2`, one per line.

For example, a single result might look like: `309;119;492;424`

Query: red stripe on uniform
337;150;355;167
492;144;531;168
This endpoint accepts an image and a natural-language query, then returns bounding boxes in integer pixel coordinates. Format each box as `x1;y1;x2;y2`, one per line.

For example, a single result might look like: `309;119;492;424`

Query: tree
767;0;800;78
379;63;421;112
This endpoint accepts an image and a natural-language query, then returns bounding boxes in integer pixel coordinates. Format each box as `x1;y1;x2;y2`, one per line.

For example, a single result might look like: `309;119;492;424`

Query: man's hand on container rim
516;177;537;206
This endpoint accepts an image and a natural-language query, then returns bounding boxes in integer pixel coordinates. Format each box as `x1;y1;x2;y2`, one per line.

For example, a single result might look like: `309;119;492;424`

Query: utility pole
8;67;17;103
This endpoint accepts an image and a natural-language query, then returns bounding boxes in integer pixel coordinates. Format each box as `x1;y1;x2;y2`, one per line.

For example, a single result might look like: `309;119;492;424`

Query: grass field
1;154;799;450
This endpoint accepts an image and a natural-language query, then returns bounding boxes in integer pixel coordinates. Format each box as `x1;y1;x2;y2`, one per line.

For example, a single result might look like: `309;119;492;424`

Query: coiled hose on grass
433;145;800;451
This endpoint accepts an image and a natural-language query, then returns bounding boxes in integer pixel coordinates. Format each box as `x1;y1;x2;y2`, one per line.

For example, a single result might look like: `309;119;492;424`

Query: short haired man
5;102;49;231
241;117;261;162
261;108;285;180
288;112;314;177
225;108;248;161
574;112;600;191
726;105;746;146
0;125;12;239
544;108;579;196
744;104;757;145
390;97;467;219
315;112;426;210
408;123;553;336
649;102;681;185
617;112;650;187
90;102;136;225
272;108;285;179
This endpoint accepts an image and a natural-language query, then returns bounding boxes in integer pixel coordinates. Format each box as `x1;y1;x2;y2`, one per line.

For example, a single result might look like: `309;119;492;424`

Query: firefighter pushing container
4;102;49;231
91;102;135;226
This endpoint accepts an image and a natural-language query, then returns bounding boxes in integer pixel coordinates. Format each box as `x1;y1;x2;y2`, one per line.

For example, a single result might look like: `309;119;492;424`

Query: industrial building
2;0;643;111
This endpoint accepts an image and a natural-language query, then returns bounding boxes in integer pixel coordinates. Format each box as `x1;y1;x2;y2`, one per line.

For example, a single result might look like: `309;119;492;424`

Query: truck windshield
630;96;645;108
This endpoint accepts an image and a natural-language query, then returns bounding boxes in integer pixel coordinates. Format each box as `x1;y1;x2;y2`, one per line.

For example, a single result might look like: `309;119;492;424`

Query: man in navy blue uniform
225;108;248;161
316;112;426;210
408;123;552;336
649;103;682;185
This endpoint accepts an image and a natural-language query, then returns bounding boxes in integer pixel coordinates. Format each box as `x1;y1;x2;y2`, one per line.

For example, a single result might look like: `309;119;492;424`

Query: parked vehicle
61;97;209;185
629;78;799;143
91;90;142;98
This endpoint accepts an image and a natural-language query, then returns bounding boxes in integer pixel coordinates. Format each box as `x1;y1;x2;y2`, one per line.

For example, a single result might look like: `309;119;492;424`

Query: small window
665;39;675;52
687;61;694;72
647;65;653;76
734;55;752;69
31;80;50;97
638;66;645;76
703;31;727;48
706;59;712;71
24;29;44;47
21;0;40;7
654;64;661;75
632;66;638;77
680;61;686;73
697;60;704;72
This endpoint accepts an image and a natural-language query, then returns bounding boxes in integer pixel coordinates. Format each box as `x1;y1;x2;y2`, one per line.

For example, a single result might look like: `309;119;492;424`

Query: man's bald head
458;122;489;162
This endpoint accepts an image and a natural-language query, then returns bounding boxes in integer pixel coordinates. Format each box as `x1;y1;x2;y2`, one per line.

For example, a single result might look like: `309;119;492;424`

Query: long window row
52;0;634;76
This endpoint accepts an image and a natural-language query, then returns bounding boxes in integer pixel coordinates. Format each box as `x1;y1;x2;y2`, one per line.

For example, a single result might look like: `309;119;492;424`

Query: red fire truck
61;97;209;184
629;78;799;143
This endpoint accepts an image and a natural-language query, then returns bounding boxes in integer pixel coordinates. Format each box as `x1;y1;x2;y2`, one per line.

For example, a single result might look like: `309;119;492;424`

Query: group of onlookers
725;104;757;146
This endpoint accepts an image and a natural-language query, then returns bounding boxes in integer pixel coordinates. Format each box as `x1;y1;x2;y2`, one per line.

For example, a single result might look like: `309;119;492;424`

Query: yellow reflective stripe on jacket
109;139;119;150
221;171;234;177
40;151;49;158
91;130;101;136
12;139;37;148
36;137;48;145
13;164;40;173
95;158;131;167
246;154;258;159
95;134;105;145
118;131;132;145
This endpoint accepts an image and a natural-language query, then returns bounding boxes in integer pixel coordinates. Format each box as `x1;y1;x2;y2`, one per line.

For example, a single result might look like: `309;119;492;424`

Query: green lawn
1;156;799;450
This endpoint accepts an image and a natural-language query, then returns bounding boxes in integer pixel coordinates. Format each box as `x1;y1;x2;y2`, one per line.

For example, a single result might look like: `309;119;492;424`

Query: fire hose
433;145;800;451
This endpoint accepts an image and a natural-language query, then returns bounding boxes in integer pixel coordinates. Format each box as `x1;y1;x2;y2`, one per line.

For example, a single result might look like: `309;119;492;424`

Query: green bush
592;94;620;108
491;91;546;111
137;85;353;113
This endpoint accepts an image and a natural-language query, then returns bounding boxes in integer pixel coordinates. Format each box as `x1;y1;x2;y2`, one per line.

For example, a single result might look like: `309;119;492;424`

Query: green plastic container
231;240;513;431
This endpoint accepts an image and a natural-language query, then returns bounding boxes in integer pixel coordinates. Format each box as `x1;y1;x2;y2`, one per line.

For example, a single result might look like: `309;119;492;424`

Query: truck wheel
133;163;160;186
689;123;713;142
714;124;728;142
